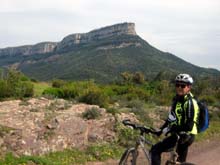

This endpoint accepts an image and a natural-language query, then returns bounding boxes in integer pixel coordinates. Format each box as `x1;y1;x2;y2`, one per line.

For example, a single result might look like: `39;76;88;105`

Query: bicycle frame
119;119;156;165
119;135;153;165
165;134;180;165
119;119;196;165
134;134;153;164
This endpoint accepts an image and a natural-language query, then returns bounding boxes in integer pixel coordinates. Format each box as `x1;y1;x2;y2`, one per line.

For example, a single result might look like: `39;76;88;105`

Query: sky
1;0;220;70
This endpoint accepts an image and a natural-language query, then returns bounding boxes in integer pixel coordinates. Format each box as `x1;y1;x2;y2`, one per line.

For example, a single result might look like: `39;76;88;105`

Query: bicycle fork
135;136;152;164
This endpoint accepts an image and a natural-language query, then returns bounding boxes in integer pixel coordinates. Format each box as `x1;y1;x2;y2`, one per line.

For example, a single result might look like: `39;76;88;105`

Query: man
151;73;199;165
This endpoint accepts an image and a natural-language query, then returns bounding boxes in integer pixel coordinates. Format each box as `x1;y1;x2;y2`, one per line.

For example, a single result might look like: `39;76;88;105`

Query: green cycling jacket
168;92;199;135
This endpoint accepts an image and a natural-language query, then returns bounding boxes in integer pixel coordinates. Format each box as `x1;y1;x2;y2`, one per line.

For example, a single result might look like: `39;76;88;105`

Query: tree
133;72;145;84
121;72;133;83
4;69;34;98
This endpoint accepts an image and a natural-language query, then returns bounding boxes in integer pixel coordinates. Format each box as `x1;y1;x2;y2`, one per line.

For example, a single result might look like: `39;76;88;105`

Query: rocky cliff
0;22;136;56
55;22;136;51
0;42;57;57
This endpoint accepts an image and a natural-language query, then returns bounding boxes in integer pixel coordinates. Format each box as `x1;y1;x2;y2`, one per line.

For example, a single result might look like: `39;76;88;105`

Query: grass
0;125;15;137
196;120;220;141
0;143;124;165
1;80;219;164
33;82;51;97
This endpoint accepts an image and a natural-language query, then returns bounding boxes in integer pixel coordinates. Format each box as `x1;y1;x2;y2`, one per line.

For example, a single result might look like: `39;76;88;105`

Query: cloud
0;0;220;70
1;0;85;12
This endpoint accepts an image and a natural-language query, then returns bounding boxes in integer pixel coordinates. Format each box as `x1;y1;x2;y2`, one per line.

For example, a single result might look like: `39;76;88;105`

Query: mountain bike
119;119;195;165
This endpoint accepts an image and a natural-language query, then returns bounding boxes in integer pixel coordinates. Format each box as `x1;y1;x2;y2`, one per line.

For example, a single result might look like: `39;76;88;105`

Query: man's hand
154;129;162;136
162;127;171;136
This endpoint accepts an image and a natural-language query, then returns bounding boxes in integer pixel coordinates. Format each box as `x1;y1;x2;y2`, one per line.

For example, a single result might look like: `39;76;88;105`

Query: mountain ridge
0;22;136;56
0;22;219;82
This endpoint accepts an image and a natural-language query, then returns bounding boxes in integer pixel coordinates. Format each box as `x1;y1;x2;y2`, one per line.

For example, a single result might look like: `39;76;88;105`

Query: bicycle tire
180;162;196;165
165;160;196;165
119;147;137;165
119;148;152;165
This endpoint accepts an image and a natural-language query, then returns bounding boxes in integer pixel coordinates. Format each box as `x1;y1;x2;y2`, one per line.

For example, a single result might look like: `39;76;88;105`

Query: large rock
0;98;131;156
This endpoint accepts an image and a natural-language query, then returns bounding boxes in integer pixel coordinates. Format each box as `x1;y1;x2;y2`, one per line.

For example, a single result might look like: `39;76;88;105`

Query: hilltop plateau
0;23;219;82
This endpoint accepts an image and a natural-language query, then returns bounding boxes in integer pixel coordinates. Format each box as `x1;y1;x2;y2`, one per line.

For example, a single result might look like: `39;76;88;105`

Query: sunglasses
175;83;187;88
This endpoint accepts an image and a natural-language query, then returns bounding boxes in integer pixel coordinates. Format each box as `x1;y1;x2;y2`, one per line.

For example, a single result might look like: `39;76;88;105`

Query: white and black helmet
175;73;193;84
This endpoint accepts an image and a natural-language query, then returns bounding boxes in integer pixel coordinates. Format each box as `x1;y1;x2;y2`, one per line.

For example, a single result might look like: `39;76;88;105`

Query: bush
132;72;145;84
42;87;64;98
0;69;34;99
0;80;9;98
52;79;66;88
115;122;139;147
111;85;129;95
106;108;120;115
199;95;216;105
80;88;109;107
61;84;79;99
15;81;34;97
209;110;220;121
82;107;101;120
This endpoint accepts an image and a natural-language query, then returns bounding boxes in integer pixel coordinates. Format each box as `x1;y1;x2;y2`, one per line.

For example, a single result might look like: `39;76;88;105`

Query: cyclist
151;73;199;165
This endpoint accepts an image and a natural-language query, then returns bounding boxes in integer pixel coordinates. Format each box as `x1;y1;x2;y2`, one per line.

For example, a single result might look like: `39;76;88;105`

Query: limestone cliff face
0;22;136;57
56;22;136;51
0;42;57;56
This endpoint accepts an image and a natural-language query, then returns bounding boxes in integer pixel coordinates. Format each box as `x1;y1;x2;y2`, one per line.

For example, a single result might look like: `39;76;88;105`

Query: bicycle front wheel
119;147;151;165
165;160;196;165
119;147;137;165
180;162;196;165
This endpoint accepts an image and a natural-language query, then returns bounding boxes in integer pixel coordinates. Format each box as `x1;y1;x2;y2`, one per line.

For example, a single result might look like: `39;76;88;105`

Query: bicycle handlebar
122;119;158;135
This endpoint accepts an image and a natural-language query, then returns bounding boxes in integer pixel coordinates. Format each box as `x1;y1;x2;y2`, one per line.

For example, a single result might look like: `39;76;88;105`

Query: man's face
175;82;191;96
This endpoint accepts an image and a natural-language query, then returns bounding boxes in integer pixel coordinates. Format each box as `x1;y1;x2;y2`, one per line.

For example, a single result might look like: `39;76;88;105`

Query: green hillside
16;34;219;82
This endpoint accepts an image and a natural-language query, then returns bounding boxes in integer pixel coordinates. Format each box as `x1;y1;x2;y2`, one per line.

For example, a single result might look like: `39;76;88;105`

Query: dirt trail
188;139;220;165
87;139;220;165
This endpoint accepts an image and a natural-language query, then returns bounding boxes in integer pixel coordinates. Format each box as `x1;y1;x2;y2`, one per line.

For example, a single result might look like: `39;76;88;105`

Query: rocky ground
0;98;137;156
0;98;219;165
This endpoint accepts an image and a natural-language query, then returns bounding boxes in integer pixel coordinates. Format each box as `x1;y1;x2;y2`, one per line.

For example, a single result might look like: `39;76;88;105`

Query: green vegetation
0;69;34;99
0;70;219;164
39;74;220;110
0;143;124;165
196;110;220;141
0;29;220;164
1;34;218;82
33;82;50;97
0;125;15;137
82;107;101;120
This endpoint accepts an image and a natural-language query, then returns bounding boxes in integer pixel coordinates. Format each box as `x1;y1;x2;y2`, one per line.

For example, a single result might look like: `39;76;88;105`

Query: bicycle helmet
175;73;193;85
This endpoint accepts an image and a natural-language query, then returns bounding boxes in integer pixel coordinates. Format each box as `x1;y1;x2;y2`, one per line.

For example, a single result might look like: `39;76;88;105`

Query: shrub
82;107;101;120
209;109;220;121
115;122;139;147
61;84;78;99
0;80;9;98
111;85;129;95
16;81;34;97
52;79;66;88
42;87;64;98
0;69;34;99
199;95;216;105
80;88;109;107
106;108;120;115
132;72;145;84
